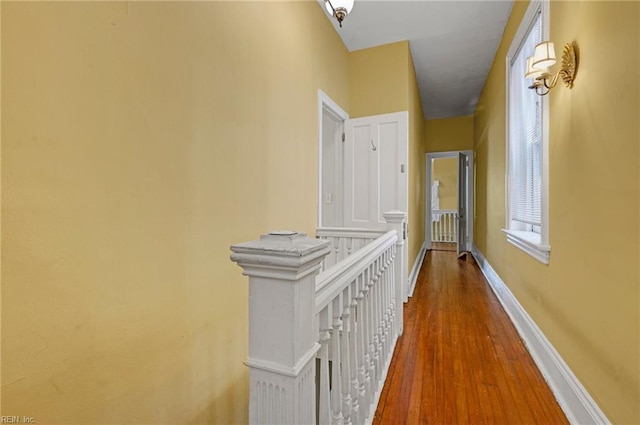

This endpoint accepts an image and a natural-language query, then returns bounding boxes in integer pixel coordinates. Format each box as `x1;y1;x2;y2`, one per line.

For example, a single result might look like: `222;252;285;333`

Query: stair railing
231;211;406;425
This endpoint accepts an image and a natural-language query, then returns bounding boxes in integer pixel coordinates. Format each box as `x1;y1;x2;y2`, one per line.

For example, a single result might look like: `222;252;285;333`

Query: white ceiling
323;1;514;119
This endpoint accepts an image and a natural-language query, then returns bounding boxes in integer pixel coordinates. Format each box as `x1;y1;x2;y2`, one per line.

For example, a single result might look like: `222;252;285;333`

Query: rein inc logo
1;417;36;424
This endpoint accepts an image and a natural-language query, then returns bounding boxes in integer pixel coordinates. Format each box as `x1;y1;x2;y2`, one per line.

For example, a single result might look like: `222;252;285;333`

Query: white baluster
377;256;387;382
378;257;386;381
442;213;446;241
443;213;447;241
341;287;353;425
380;252;389;361
349;280;360;425
331;298;344;425
389;247;396;329
444;214;448;241
444;213;451;242
319;307;332;425
444;213;449;241
432;219;436;242
358;271;371;416
366;265;376;402
389;246;397;338
384;250;392;355
370;260;380;382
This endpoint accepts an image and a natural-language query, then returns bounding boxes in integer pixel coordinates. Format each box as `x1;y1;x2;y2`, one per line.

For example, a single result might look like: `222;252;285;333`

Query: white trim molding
407;241;427;298
425;150;474;252
317;89;349;228
502;228;551;264
471;245;610;425
504;0;551;265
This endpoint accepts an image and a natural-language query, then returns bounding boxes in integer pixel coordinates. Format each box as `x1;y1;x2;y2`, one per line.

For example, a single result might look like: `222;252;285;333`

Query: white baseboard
471;245;610;425
407;241;427;298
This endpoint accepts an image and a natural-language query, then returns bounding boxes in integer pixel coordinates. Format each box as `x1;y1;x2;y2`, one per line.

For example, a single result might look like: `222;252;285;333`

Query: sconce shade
525;56;545;79
526;41;578;96
533;41;556;69
325;0;354;15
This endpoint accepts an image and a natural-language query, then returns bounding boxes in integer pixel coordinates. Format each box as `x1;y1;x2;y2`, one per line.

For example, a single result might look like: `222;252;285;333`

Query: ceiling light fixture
526;41;578;96
325;0;354;27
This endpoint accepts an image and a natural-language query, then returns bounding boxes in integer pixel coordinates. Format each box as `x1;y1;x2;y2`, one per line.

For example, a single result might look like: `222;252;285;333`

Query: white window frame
503;0;551;264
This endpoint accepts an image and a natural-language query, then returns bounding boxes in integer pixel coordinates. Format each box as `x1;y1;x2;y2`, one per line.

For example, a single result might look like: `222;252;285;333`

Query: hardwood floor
430;242;456;252
373;250;568;425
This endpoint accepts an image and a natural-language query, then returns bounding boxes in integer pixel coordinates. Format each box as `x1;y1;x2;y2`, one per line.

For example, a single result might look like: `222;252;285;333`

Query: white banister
431;209;458;242
230;231;330;425
340;286;353;425
316;227;386;270
232;211;407;425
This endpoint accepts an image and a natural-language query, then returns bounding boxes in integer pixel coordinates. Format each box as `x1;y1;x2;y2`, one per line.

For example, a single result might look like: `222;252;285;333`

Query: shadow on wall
188;370;248;425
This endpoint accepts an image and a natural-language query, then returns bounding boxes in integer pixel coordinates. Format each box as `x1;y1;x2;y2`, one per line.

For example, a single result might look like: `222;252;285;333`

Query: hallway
373;250;569;424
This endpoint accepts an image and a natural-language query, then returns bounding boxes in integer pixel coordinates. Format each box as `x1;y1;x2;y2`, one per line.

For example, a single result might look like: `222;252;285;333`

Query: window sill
501;229;551;264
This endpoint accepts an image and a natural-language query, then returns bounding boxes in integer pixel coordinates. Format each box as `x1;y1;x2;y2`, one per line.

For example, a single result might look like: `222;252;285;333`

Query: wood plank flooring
373;250;568;425
430;242;456;252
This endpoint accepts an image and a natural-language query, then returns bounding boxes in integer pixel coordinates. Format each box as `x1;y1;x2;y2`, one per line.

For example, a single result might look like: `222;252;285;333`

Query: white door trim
318;90;349;228
425;150;474;251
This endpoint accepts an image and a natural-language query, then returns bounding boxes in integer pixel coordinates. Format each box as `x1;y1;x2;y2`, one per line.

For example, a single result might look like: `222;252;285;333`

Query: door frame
317;90;349;228
425;150;474;251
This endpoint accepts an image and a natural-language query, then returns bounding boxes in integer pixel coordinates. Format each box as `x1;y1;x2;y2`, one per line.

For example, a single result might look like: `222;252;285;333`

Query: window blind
509;13;542;228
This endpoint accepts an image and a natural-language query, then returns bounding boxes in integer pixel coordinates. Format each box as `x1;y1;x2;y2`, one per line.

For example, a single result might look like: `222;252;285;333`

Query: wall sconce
325;0;354;27
526;41;578;96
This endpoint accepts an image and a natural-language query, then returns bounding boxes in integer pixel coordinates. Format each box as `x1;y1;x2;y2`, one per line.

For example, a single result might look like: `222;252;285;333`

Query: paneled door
343;111;408;230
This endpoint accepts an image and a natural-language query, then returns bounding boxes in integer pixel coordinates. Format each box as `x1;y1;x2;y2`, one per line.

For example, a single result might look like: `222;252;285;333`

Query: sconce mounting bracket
560;42;578;88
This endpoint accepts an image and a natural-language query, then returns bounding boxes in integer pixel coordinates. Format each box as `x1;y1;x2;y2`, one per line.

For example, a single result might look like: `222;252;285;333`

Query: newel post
383;211;407;336
230;231;331;425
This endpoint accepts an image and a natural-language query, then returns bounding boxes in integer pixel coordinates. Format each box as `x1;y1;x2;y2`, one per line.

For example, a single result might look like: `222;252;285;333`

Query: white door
457;152;468;255
343;112;408;230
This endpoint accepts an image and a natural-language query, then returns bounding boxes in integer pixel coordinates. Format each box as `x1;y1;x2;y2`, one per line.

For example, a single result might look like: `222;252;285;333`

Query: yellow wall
349;41;426;264
349;41;409;117
474;1;640;423
407;48;426;267
425;115;474;152
1;2;349;424
432;158;457;210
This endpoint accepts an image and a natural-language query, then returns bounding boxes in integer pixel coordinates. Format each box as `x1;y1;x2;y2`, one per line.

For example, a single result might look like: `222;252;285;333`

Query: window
504;0;550;264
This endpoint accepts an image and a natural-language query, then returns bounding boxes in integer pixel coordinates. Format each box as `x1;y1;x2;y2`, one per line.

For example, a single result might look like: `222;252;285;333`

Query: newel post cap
230;231;330;279
383;210;406;223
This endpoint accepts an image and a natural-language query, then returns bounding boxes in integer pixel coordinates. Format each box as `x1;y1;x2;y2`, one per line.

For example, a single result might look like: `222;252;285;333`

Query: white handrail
315;230;397;314
316;227;385;239
314;212;405;425
317;227;386;270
